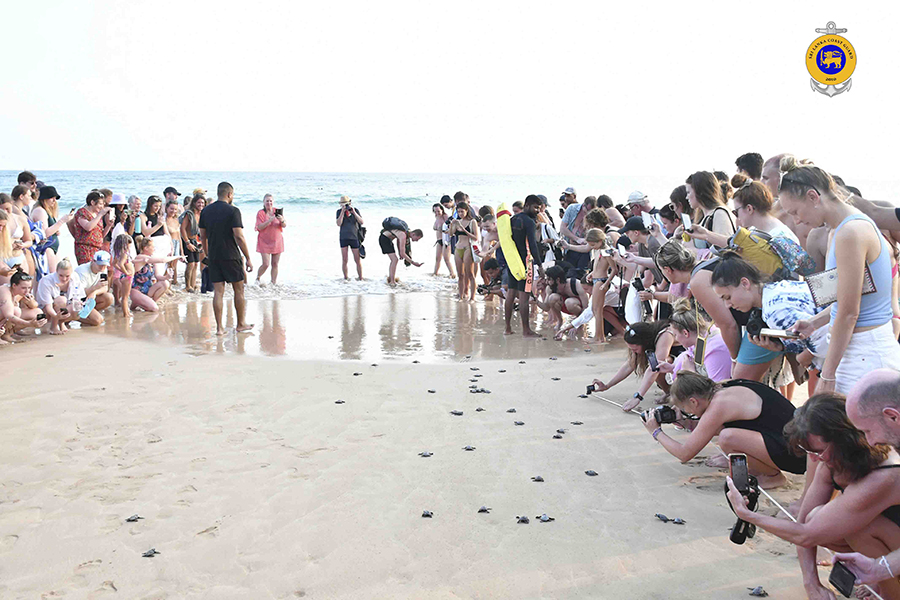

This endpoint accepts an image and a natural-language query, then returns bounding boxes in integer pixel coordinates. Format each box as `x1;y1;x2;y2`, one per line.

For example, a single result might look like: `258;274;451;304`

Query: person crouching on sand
379;217;423;284
646;371;806;488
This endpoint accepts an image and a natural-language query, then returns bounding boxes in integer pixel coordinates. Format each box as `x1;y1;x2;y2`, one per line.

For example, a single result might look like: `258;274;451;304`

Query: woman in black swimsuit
645;371;806;487
726;393;900;600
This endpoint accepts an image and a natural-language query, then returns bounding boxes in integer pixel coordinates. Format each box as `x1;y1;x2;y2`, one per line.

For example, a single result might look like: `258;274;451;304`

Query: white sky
2;1;898;182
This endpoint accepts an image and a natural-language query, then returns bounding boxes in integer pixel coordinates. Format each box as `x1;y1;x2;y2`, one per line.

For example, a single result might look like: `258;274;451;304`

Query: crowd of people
5;155;900;597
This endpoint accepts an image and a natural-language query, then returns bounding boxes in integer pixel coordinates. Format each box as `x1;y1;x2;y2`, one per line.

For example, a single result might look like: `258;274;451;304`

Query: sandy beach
0;292;822;599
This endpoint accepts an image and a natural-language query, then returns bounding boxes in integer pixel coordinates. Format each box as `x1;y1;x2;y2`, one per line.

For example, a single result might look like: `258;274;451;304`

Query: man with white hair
833;369;900;585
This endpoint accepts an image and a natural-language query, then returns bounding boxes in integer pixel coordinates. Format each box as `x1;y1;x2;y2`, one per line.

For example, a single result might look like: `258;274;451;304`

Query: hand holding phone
729;453;750;495
759;328;801;339
681;213;693;232
828;561;856;598
641;212;653;230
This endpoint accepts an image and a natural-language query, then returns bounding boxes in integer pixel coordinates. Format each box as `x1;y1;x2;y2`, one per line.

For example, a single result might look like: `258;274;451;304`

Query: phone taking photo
645;350;659;372
729;453;750;495
681;213;693;232
758;328;801;339
828;561;856;598
641;212;653;229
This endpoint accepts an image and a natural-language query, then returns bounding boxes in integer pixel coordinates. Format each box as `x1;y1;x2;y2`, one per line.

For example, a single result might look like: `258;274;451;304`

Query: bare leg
233;280;252;332
341;246;350;279
443;246;456;277
844;515;900;600
149;280;169;302
257;253;270;284
434;243;442;275
463;250;475;301
504;284;516;334
46;248;58;275
213;281;226;335
387;254;399;284
455;251;465;299
717;427;787;488
351;248;362;280
130;289;159;312
270;253;281;285
519;291;538;337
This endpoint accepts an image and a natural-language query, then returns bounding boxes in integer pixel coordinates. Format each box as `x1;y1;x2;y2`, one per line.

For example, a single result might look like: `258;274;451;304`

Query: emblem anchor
810;22;853;98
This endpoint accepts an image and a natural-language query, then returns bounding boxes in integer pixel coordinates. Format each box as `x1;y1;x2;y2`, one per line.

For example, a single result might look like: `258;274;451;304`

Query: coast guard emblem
806;22;856;97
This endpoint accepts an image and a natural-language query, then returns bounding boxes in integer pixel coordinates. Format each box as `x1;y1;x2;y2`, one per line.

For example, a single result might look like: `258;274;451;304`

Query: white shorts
830;321;900;395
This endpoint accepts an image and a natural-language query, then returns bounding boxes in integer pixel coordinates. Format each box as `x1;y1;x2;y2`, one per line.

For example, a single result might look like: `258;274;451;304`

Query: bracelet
819;375;837;382
652;427;662;441
880;555;896;579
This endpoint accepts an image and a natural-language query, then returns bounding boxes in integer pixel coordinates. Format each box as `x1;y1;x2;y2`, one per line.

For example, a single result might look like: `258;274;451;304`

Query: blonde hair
56;257;73;273
655;240;696;272
585;228;606;244
668;297;709;335
37;195;59;219
0;209;11;259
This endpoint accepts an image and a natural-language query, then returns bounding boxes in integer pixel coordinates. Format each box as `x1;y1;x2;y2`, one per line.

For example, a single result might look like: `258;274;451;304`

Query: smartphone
645;350;659;372
36;312;46;320
600;249;613;257
828;561;856;598
100;272;108;282
616;247;626;258
729;453;750;495
641;212;653;229
274;208;283;216
759;328;801;339
681;213;693;232
694;336;707;366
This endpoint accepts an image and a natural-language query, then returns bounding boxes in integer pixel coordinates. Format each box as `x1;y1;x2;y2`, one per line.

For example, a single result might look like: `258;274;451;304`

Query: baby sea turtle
748;586;768;597
577;394;588;399
478;506;491;513
469;390;478;394
353;372;362;376
531;476;544;482
556;429;567;434
571;421;584;425
463;445;476;451
45;354;54;358
327;335;334;339
476;407;486;412
470;384;478;388
474;374;483;378
428;389;436;393
552;434;563;439
470;367;480;371
516;515;530;524
672;518;686;525
142;548;160;558
482;389;492;394
466;355;471;359
507;408;516;413
450;410;464;416
518;361;526;364
514;421;525;426
551;377;561;381
585;470;598;476
335;400;345;404
418;451;433;458
584;349;592;353
125;514;144;522
499;369;507;373
655;513;669;522
469;379;478;383
422;511;433;518
371;363;378;367
412;360;420;364
549;357;558;361
536;513;555;523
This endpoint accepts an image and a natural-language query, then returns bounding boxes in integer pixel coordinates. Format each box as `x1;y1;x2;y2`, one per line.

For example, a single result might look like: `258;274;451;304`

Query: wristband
819;374;837;382
633;392;644;401
880;555;896;579
652;427;662;441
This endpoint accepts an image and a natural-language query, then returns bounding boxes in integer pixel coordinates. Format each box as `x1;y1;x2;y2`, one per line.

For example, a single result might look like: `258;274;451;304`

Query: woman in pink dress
255;194;286;285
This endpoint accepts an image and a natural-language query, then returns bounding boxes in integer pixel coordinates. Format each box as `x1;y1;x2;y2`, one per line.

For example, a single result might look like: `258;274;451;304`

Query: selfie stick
587;391;886;600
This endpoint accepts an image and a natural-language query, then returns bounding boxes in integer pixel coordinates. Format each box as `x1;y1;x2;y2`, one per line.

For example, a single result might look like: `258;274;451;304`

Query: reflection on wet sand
99;292;618;362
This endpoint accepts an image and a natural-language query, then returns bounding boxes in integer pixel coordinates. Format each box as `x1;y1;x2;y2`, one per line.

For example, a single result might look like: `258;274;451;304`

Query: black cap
38;186;60;201
163;186;181;196
536;194;548;205
618;216;649;235
35;180;45;189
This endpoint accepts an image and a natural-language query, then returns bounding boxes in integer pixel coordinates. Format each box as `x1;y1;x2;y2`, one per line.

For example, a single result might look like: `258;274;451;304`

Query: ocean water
3;170;897;299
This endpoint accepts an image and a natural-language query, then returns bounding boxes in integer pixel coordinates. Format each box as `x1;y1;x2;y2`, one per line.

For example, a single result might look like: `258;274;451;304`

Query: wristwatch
633;392;644;401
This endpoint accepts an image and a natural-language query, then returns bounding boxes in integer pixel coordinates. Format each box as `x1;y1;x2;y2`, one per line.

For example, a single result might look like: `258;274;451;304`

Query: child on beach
111;234;135;318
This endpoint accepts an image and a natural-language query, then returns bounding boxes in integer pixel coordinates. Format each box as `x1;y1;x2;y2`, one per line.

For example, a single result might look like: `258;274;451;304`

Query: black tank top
721;379;796;437
832;464;900;528
146;213;165;237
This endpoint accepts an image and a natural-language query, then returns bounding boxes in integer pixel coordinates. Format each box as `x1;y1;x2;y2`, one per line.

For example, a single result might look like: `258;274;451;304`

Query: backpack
381;217;408;233
726;227;816;281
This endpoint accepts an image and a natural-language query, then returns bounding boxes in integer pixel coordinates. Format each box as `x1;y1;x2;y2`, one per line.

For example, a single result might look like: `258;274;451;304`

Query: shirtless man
0;269;46;343
379;217;423;284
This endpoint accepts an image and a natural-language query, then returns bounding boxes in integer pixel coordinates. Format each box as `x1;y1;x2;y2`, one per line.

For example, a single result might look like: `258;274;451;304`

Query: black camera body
723;474;761;545
641;405;679;424
745;308;767;337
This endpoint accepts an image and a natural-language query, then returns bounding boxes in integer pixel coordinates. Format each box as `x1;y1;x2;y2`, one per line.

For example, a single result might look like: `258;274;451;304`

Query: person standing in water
336;196;363;280
199;182;254;336
256;193;286;285
504;194;546;337
379;217;423;285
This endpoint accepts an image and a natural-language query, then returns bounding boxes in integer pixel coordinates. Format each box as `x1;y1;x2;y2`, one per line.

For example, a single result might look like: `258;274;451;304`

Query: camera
586;384;597;394
476;284;489;295
745;308;766;337
640;405;679;424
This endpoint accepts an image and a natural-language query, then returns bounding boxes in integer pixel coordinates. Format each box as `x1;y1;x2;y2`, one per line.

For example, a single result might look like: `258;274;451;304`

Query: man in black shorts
199;182;254;336
504;194;546;337
379;217;423;284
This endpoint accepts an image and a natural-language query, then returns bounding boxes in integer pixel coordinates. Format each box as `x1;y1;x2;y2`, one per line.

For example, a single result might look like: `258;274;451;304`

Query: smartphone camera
100;273;108;282
36;312;46;320
829;561;856;598
645;350;659;372
586;384;597;395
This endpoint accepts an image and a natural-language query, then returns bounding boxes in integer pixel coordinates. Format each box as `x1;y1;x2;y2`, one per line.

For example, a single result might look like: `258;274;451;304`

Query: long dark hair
624;321;669;375
710;250;763;288
686;171;726;211
785;393;891;482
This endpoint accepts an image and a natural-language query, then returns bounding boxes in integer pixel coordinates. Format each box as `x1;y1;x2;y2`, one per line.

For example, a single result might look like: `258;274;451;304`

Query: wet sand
1;292;816;598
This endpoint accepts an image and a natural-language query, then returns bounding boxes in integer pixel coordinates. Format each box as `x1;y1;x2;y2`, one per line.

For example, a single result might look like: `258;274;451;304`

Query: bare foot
504;328;514;335
705;454;729;469
216;328;226;337
756;471;788;489
522;330;539;338
236;324;254;333
621;396;641;412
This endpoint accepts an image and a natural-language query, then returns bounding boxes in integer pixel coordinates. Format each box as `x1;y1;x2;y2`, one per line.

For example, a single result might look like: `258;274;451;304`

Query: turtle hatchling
671;518;686;525
427;389;436;393
498;369;507;373
450;410;464;416
514;421;525;426
412;360;420;364
474;374;483;378
353;372;362;376
478;506;491;513
578;394;588;399
422;510;433;518
536;513;555;522
516;515;530;524
551;377;560;381
470;367;480;371
531;476;544;482
549;357;558;361
418;451;433;458
335;400;345;404
585;470;598;477
506;408;516;413
125;514;144;522
654;513;670;523
463;445;476;451
571;421;584;425
556;428;567;434
476;407;486;412
142;548;160;558
518;360;526;364
552;434;563;439
748;587;768;597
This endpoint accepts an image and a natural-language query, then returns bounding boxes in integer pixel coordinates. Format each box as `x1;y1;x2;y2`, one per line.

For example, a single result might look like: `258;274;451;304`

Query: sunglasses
797;443;828;458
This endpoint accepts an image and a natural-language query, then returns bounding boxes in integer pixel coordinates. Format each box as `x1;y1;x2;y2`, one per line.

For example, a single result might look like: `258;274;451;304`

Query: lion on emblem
820;50;843;69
